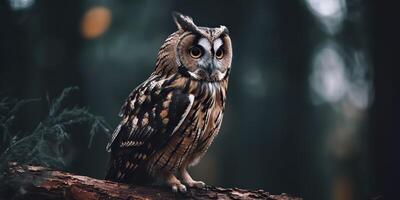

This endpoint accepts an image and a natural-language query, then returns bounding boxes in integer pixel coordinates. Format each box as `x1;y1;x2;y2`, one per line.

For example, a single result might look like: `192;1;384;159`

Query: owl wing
106;83;194;181
106;76;162;151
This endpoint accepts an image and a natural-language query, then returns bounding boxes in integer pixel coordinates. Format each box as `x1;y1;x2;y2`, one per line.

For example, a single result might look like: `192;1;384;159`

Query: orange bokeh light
81;6;112;39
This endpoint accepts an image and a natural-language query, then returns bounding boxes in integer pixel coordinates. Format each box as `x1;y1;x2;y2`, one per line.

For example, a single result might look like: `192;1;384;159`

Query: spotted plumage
105;12;232;193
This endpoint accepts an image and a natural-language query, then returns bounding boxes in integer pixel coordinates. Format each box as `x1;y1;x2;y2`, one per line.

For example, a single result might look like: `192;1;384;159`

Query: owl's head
156;12;232;82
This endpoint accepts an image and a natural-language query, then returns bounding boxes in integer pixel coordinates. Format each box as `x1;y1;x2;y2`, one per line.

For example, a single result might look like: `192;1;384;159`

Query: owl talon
180;168;206;188
171;183;187;193
185;180;205;188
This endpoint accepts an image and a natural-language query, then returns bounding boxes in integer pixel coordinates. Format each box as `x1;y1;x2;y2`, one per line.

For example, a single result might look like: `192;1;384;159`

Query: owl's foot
184;180;205;188
164;172;187;193
171;183;187;193
180;168;206;188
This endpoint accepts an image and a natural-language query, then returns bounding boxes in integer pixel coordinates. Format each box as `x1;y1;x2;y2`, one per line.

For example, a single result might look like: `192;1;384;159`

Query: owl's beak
205;63;216;75
200;62;221;81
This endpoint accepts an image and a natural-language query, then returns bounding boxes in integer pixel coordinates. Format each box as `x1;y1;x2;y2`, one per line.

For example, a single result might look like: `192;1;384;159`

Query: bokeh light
347;51;373;109
242;65;267;98
309;42;373;110
305;0;346;34
8;0;34;10
309;42;348;104
81;6;112;39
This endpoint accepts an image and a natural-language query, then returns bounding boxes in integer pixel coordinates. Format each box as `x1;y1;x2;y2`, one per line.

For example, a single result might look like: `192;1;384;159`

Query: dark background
0;0;397;199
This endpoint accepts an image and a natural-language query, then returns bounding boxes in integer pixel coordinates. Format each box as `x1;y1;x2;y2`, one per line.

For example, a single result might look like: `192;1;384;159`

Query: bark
0;163;301;200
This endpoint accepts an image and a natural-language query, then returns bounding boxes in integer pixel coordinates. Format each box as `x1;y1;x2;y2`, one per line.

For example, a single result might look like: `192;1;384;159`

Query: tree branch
1;163;301;200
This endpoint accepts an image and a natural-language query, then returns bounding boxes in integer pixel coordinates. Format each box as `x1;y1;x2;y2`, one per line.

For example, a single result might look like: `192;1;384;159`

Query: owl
105;12;232;193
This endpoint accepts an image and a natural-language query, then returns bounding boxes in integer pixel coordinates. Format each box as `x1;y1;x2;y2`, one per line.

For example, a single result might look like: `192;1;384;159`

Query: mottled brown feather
106;13;232;186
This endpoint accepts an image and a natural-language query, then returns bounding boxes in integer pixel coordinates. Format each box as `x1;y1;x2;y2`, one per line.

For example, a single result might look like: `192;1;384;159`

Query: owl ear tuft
172;11;198;32
220;26;230;35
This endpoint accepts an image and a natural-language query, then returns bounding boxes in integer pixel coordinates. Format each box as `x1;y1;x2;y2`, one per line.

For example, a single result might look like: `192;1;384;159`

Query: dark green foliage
0;87;109;174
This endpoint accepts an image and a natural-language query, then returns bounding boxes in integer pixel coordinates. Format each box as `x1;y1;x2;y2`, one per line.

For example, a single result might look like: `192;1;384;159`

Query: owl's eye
216;48;224;59
189;46;203;58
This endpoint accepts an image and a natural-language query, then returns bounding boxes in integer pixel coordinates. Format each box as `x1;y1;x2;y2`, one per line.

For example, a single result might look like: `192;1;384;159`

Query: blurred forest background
0;0;397;200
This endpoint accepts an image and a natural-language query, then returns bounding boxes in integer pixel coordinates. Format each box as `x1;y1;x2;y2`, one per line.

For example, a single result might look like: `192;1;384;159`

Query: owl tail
105;155;153;185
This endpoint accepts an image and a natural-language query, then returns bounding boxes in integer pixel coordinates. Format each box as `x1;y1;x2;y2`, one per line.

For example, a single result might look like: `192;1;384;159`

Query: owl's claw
185;180;205;188
180;168;206;189
164;172;187;193
171;183;187;193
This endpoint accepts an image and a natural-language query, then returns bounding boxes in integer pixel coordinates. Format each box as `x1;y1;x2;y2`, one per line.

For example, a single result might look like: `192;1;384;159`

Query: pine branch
0;87;110;174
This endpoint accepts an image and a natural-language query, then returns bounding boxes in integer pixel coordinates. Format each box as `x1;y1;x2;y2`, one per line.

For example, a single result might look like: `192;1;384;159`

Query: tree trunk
0;163;301;200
